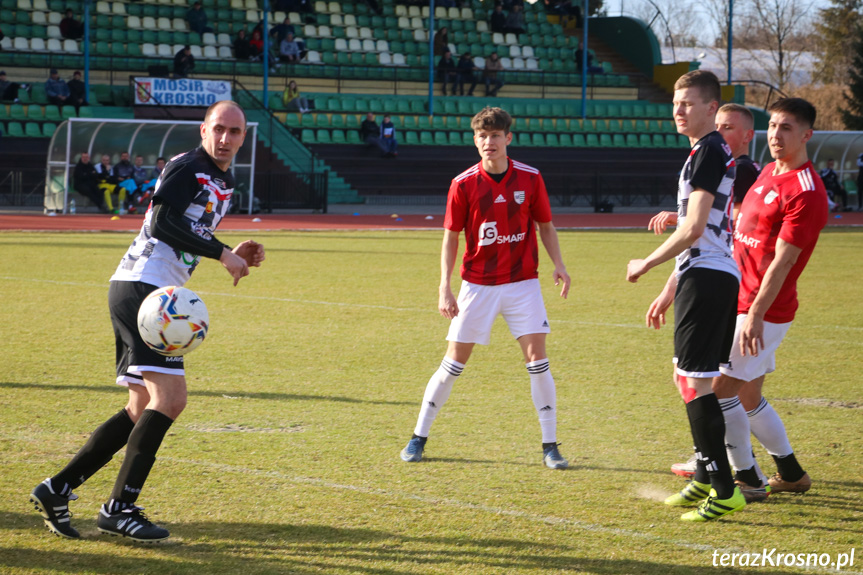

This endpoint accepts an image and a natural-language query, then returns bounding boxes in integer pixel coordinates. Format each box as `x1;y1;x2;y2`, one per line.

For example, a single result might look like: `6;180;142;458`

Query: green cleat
681;487;746;522
664;480;710;507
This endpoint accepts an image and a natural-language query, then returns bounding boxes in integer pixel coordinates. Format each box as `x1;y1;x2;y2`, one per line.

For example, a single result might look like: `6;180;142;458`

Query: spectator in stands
820;159;850;212
111;151;138;213
438;50;458;96
248;29;264;61
456;52;479;96
282;80;310;113
186;2;213;36
362;0;381;15
380;114;398;158
575;41;603;74
490;4;507;34
173;46;195;78
152;157;166;179
270;17;296;46
544;0;582;27
94;154;127;214
126;155;151;208
433;26;449;57
483;53;505;97
137;156;166;205
360;112;386;154
45;69;71;109
60;9;84;40
279;32;301;63
73;152;109;213
234;29;253;60
503;4;526;36
67;70;87;113
0;70;27;103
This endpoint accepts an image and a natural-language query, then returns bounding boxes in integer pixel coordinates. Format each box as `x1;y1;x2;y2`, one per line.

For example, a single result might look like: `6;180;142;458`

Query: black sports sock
734;465;762;487
687;394;735;499
53;409;136;491
109;409;174;504
772;453;805;483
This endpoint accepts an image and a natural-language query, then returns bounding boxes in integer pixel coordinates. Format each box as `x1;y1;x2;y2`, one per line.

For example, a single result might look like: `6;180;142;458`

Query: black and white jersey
676;131;739;279
733;154;761;205
110;147;235;287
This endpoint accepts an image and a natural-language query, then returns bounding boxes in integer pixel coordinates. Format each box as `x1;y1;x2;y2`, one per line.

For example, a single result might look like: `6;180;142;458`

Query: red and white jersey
444;158;553;286
733;160;828;322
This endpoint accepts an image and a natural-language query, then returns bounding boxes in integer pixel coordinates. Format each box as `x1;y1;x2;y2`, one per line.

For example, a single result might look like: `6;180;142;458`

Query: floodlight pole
727;0;733;84
428;0;435;117
580;0;588;118
263;0;270;109
84;0;90;98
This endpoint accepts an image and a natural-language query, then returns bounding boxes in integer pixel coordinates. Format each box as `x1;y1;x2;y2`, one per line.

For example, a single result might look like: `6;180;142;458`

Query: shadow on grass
0;382;411;406
1;511;794;575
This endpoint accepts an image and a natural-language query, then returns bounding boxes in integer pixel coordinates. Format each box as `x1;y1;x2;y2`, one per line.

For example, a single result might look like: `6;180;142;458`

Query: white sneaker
671;453;697;477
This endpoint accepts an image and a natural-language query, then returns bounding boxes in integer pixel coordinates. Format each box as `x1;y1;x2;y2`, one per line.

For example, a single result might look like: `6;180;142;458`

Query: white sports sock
719;397;756;473
527;359;557;444
747;397;793;457
413;357;464;437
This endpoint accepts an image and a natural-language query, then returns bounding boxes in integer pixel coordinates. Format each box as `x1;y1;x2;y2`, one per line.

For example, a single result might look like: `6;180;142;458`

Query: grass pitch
1;229;861;575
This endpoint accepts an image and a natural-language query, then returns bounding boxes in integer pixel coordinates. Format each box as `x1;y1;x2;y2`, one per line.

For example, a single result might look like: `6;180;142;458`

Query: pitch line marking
3;276;863;333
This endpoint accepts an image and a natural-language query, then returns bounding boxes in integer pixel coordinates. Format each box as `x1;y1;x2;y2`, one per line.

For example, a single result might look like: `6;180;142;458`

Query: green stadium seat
450;132;467;146
42;122;58;137
607;119;623;132
9;104;26;120
7;121;24;137
345;130;361;144
25;122;42;137
431;116;446;130
585;133;599;147
626;134;639;147
417;116;432;130
634;119;649;133
613;134;626;147
405;131;419;145
43;105;62;122
420;131;434;145
433;132;448;145
571;134;586;147
531;133;546;147
653;134;667;147
301;129;316;144
330;114;345;128
620;103;634;118
316;129;332;144
599;134;613;147
402;116;418;130
442;100;458;115
545;133;559;147
517;133;532;147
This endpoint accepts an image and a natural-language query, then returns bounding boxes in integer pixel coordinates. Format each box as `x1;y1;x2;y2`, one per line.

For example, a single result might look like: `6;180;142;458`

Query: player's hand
648;211;678;235
553;266;571;299
220;247;250;286
740;313;764;356
233;240;265;267
626;259;649;283
438;287;459;319
646;289;674;329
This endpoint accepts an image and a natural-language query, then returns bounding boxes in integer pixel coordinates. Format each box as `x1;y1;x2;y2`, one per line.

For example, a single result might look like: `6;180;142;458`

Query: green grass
1;229;861;575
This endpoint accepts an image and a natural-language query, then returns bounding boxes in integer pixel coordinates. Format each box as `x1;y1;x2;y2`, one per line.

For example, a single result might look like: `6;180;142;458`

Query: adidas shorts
673;268;738;379
109;280;185;388
446;278;550;345
719;314;792;382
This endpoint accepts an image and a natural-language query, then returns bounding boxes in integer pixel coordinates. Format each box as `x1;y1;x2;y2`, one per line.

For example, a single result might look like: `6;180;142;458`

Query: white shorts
719;314;792;382
446;278;550;345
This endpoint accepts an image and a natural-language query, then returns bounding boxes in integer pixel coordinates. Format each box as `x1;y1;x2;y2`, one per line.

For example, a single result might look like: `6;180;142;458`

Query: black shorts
673;267;738;378
108;280;185;387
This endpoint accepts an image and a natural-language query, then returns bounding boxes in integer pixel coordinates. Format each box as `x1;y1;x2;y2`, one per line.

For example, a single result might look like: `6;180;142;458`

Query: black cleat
97;504;169;542
30;478;80;539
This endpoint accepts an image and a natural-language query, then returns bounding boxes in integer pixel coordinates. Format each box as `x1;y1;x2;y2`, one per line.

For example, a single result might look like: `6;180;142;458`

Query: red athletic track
1;211;862;232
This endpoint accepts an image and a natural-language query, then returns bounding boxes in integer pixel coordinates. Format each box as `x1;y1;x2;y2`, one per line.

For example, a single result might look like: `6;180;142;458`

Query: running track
1;211;862;231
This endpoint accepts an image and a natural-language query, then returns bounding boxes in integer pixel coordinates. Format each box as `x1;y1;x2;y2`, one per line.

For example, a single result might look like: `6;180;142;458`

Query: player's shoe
671;453;697;478
542;444;569;469
664;480;710;507
97;504;169;542
735;480;771;503
767;472;812;494
400;436;427;462
680;487;746;521
29;479;80;539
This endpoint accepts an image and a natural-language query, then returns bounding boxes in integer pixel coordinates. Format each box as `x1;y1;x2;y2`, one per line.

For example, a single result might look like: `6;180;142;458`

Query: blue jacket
45;77;70;99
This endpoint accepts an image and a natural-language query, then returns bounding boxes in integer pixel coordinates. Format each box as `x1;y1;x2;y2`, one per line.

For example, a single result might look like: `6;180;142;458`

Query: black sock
734;465;762;487
108;409;174;505
542;442;557;450
53;409;136;491
687;394;735;499
772;453;805;482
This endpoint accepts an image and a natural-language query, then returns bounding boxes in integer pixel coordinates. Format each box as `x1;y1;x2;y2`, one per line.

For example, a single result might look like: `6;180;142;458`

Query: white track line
161;456;862;573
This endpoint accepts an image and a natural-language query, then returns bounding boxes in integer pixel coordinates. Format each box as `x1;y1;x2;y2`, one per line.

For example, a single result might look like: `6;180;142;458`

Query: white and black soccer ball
137;286;209;356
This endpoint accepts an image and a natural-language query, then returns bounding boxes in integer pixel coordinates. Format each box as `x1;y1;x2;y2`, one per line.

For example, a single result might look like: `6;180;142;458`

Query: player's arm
739;238;803;356
647;211;678;235
537;220;570;299
627;189;713;283
646;270;677;329
439;228;460;319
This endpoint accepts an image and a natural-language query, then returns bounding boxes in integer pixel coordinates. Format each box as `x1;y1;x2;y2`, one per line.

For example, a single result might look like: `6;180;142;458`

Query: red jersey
444;158;553;286
733;160;828;322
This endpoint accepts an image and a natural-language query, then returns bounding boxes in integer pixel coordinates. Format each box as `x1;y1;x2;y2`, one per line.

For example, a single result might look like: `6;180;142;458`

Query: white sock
527;359;557;444
413;357;464;437
747;397;793;457
719;396;756;473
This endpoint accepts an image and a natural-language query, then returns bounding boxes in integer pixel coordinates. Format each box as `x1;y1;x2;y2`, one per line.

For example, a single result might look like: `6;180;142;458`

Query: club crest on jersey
514;191;525;204
764;190;779;205
206;201;214;213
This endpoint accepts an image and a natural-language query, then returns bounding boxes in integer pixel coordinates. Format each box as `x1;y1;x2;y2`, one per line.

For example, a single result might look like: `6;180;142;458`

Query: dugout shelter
45;118;258;214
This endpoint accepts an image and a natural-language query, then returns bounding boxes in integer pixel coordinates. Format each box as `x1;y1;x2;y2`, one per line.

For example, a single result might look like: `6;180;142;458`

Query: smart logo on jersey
514;191;525;204
478;221;499;246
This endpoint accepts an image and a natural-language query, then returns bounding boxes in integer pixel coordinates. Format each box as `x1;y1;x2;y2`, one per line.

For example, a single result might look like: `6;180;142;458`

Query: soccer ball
137;286;209;356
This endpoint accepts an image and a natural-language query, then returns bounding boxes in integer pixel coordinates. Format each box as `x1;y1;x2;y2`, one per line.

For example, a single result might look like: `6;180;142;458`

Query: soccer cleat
29;479;80;539
735;480;771;503
400;436;427;462
680;487;746;521
671;453;697;478
664;480;710;506
768;472;812;494
542;444;569;469
97;504;169;542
